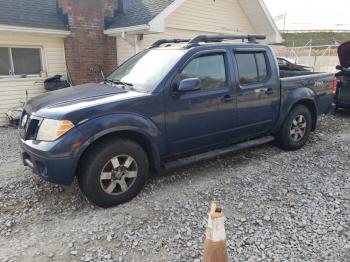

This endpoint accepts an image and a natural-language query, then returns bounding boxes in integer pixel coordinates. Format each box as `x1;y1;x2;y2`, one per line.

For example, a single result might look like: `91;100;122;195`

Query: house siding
0;33;67;126
237;0;279;43
165;0;255;34
116;0;255;64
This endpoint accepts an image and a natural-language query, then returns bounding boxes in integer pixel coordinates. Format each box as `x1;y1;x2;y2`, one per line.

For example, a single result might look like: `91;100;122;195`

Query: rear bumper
20;137;79;186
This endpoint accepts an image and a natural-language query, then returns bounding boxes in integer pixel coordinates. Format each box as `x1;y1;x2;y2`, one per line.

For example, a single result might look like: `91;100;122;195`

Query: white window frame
0;45;45;78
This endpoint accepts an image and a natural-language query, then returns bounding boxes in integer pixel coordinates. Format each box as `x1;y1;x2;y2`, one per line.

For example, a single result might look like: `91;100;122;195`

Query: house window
0;47;42;76
0;48;11;75
234;52;269;85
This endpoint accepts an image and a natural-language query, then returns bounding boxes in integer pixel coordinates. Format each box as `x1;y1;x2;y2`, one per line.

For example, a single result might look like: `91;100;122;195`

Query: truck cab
19;34;334;207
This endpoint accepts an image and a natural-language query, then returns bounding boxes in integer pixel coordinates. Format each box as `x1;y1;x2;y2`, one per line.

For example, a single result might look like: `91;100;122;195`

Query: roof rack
149;34;267;49
186;34;266;46
150;38;191;48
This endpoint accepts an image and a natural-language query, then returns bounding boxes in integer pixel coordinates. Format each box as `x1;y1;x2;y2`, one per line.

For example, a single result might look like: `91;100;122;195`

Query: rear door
233;48;280;137
165;49;237;156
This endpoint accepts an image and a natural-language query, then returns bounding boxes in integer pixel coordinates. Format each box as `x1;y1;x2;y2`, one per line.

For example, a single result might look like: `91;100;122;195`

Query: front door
233;49;280;137
165;50;237;156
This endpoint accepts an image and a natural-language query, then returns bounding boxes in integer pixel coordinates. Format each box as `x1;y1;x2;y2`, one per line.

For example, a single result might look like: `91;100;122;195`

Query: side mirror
178;78;201;92
336;65;343;71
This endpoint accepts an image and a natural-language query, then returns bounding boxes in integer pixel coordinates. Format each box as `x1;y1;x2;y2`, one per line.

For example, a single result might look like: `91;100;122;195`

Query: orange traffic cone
203;202;228;262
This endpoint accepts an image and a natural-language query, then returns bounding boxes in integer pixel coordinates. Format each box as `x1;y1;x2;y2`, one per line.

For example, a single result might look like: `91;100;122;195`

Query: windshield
107;49;186;92
284;57;296;64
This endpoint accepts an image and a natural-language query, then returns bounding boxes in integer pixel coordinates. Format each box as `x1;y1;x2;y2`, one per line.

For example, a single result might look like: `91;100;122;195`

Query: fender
74;113;165;173
274;87;318;132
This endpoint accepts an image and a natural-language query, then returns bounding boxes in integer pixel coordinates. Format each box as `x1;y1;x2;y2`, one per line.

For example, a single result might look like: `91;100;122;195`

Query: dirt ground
0;110;350;262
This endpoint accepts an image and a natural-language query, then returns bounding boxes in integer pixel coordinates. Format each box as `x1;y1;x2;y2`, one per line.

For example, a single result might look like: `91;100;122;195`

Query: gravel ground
0;110;350;262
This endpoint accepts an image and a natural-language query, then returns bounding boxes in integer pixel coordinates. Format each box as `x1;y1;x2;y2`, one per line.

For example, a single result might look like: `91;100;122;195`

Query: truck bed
280;70;321;78
280;70;334;115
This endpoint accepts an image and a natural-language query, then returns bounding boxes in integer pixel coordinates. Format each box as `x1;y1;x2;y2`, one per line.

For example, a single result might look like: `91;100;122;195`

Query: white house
0;0;281;126
106;0;282;64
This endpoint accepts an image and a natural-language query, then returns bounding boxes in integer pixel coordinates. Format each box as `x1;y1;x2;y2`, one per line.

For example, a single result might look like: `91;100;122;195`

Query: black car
277;57;313;71
335;41;350;109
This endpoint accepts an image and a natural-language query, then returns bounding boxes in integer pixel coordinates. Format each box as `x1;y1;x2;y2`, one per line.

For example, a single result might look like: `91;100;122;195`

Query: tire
78;139;149;208
276;105;312;151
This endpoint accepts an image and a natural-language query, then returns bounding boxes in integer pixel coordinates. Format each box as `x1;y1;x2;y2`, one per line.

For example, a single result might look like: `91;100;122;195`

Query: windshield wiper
104;79;134;87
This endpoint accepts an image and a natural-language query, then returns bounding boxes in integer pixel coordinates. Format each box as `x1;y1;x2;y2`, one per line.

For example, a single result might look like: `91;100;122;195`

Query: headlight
36;119;74;141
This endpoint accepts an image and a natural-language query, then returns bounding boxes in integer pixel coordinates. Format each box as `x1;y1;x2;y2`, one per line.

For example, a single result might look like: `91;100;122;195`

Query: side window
256;53;267;80
235;52;269;85
179;53;227;91
235;53;258;85
278;58;288;65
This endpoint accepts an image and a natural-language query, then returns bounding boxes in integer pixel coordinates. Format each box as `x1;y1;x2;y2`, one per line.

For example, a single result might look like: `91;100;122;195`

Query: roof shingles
107;0;176;29
0;0;175;31
0;0;67;30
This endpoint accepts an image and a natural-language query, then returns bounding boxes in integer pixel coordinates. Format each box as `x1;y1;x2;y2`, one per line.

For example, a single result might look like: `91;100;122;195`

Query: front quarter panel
74;113;165;166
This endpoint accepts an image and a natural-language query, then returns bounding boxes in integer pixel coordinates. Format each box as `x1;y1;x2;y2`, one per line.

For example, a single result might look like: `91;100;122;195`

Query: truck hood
338;41;350;68
25;83;149;121
26;83;127;111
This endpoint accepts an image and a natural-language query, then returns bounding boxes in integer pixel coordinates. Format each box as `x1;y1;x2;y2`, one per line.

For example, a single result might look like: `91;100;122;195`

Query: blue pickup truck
19;35;334;207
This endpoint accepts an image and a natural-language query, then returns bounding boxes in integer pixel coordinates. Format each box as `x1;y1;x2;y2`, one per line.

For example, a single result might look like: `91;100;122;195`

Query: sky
263;0;350;31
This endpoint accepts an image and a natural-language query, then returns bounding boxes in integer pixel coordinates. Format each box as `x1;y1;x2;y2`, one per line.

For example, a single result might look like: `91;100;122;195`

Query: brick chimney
58;0;118;85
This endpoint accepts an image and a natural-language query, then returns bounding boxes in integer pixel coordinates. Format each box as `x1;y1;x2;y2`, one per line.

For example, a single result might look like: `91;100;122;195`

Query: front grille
26;118;40;140
20;112;41;140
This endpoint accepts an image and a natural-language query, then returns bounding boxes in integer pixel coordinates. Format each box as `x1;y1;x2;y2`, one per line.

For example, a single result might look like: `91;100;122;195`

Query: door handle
265;88;273;95
256;88;273;95
221;95;233;103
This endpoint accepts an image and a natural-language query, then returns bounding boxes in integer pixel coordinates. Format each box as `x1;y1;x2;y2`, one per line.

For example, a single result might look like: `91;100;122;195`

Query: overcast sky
263;0;350;31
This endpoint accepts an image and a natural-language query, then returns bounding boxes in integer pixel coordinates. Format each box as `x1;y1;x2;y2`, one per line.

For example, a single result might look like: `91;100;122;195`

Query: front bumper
20;137;80;186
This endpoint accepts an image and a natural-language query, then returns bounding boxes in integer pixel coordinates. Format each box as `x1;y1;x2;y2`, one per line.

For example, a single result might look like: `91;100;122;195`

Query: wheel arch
76;130;161;177
290;99;318;131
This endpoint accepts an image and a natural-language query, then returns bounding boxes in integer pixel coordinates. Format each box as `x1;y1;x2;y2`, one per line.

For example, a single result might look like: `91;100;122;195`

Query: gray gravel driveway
0;111;350;262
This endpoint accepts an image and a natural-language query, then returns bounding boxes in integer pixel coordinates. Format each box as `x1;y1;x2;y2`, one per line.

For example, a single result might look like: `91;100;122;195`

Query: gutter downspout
121;32;143;55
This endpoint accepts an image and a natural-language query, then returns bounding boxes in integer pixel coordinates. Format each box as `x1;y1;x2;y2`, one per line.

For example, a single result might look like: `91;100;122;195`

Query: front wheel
78;139;149;208
276;105;312;151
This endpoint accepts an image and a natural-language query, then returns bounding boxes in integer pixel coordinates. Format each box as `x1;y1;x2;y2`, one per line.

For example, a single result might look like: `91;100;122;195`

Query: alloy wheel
290;114;307;142
99;155;138;195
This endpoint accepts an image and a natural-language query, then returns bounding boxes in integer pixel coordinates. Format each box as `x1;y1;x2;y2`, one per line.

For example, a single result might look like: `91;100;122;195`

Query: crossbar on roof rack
187;34;267;46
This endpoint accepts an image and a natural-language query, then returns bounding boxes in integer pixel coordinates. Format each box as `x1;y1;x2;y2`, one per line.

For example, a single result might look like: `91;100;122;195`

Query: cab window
178;53;227;91
235;52;269;85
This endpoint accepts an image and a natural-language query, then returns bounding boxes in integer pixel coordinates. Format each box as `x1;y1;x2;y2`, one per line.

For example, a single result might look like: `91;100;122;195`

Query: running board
164;136;275;170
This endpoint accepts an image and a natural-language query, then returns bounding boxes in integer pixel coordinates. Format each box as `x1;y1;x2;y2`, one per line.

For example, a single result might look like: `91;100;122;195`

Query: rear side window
235;52;268;85
179;53;227;91
256;53;267;80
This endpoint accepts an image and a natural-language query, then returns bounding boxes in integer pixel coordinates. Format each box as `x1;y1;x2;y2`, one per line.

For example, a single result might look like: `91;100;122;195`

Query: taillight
332;77;337;95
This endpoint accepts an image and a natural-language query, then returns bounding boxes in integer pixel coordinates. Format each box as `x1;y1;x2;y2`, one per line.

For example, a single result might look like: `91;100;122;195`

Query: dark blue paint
19;43;334;185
